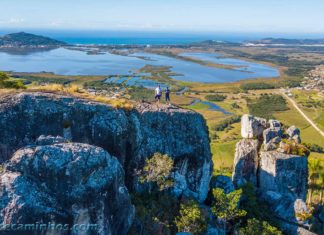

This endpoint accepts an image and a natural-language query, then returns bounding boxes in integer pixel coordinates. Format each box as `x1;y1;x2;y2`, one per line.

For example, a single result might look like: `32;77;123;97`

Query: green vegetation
231;103;241;109
303;143;324;154
0;72;9;81
213;115;241;132
247;94;289;119
239;219;282;235
240;183;280;227
128;86;154;102
280;139;310;157
308;158;324;205
130;191;179;235
0;32;65;47
175;200;207;234
139;153;174;191
211;188;247;232
240;82;275;91
205;94;227;102
0;72;25;89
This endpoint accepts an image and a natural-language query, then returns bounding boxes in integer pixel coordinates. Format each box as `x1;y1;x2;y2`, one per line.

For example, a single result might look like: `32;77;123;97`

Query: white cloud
0;18;25;25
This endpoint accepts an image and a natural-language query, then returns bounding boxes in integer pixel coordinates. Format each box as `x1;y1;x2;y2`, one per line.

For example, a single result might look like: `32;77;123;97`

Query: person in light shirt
155;85;162;103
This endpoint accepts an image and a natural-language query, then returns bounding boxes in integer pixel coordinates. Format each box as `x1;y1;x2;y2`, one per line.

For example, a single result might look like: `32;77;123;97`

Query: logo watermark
0;223;99;232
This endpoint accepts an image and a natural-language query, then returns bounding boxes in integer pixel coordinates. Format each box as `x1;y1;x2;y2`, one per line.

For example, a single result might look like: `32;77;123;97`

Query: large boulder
287;126;301;144
0;92;212;202
259;151;308;200
232;139;259;187
210;175;234;194
269;119;281;129
263;127;283;145
262;191;313;235
0;142;134;235
241;114;267;139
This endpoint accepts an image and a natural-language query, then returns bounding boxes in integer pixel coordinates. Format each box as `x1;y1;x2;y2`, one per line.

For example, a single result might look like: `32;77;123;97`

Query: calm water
201;101;232;114
0;48;279;83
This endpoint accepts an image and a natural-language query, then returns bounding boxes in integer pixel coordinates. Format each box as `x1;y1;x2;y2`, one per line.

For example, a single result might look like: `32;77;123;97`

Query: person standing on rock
155;85;162;103
165;87;171;105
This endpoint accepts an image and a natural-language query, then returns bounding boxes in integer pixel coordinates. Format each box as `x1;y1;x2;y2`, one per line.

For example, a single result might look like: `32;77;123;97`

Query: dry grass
28;84;134;110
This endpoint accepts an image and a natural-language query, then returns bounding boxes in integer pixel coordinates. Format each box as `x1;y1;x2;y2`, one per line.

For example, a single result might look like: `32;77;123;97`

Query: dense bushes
303;143;324;153
175;200;207;234
0;72;25;89
133;152;284;234
239;219;282;235
247;94;289;119
240;83;275;91
240;80;302;91
205;94;226;102
213;115;241;132
280;139;310;157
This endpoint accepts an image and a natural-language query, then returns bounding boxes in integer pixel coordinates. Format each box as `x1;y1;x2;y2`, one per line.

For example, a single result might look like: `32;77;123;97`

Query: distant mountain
0;32;66;48
247;37;324;45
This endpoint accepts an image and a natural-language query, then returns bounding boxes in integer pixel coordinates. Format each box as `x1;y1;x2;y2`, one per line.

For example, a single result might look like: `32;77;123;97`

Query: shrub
205;94;226;102
240;183;280;227
247;94;289;119
239;218;282;235
303;143;324;153
0;71;26;89
240;83;275;91
231;103;241;109
0;72;10;81
280;140;310;157
130;191;179;235
0;80;26;89
213;115;241;132
212;188;247;232
139;153;174;191
175;200;207;235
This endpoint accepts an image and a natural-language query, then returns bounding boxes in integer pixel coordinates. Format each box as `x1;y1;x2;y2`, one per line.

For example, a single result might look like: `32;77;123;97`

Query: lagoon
0;48;279;83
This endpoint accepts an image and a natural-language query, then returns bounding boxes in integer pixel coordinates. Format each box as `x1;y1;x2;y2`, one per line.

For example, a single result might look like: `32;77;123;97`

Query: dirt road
281;92;324;138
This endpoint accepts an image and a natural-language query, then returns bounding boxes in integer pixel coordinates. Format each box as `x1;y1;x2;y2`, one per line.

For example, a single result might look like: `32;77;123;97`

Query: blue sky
1;0;324;33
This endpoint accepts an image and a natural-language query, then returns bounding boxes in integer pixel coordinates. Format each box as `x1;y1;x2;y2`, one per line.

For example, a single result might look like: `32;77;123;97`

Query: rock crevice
0;92;212;202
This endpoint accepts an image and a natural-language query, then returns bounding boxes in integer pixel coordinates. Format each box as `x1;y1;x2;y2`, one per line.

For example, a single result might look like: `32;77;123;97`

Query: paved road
281;92;324;138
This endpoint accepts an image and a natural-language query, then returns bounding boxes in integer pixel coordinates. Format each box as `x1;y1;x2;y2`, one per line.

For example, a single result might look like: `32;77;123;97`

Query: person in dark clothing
165;87;170;104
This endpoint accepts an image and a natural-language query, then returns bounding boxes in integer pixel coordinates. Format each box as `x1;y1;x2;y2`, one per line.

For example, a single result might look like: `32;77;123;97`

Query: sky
1;0;324;33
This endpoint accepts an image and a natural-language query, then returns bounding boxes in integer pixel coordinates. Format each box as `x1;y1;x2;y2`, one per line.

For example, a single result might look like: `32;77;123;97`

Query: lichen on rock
0;141;135;235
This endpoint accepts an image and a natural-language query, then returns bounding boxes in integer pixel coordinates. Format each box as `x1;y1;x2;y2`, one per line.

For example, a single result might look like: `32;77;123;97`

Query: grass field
181;86;324;176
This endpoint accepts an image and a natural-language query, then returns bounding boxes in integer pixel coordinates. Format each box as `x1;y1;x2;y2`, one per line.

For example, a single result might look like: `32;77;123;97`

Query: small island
0;32;66;49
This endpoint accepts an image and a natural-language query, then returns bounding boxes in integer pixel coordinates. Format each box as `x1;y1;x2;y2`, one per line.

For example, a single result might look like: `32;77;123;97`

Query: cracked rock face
0;142;134;235
259;151;308;200
240;114;267;139
232;139;259;187
0;92;212;202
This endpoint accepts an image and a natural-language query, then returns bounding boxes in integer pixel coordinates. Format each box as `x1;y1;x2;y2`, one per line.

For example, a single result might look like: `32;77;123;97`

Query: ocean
1;29;323;45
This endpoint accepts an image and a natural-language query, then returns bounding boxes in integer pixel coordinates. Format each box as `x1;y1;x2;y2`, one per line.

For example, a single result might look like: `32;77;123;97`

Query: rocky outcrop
240;114;267;139
232;139;259;187
233;114;311;235
0;140;134;235
0;92;212;202
287;126;301;144
210;175;234;194
259;151;308;200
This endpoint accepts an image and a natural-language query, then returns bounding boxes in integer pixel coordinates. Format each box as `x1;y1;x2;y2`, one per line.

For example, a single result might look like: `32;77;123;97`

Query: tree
239;218;282;235
139;152;174;191
211;188;247;232
175;200;207;235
